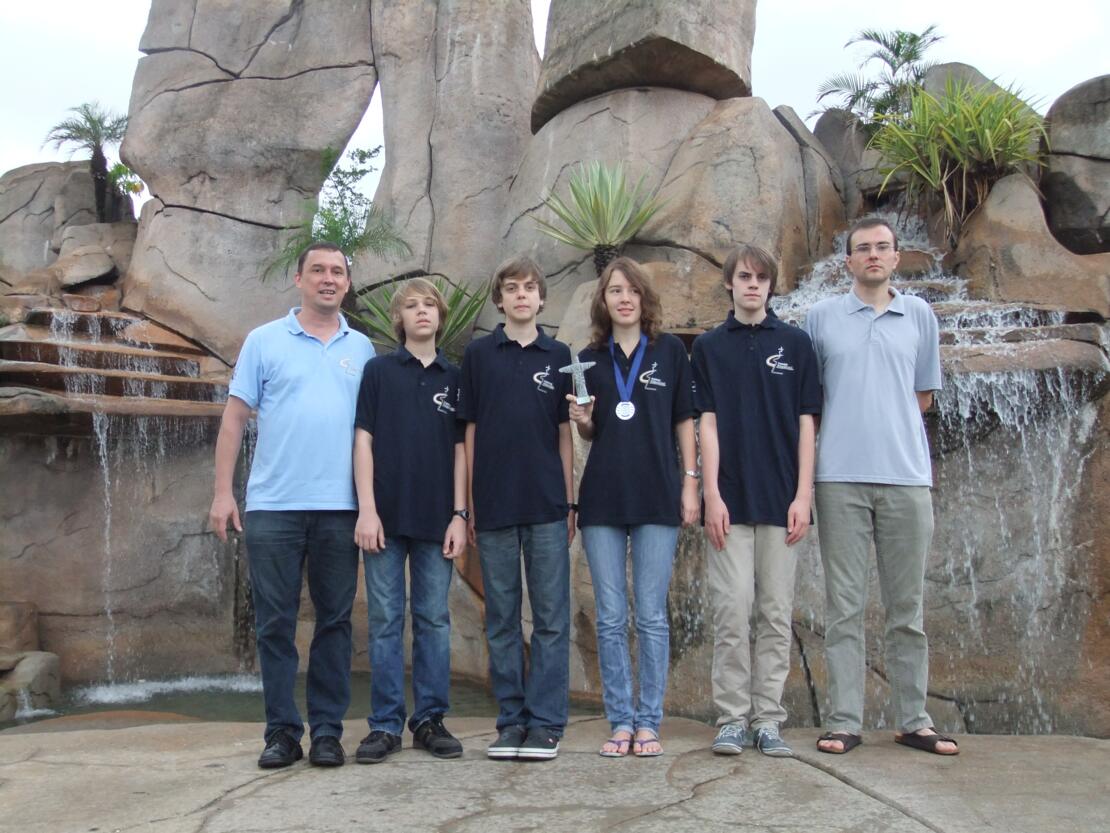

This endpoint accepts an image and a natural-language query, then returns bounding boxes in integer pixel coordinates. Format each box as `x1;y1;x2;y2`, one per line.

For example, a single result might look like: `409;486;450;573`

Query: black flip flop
817;731;862;754
895;729;959;755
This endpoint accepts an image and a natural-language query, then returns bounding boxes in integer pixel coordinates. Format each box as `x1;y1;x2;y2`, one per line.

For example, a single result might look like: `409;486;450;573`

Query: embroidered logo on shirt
765;347;794;375
434;385;456;413
533;365;555;393
338;357;359;377
639;361;668;391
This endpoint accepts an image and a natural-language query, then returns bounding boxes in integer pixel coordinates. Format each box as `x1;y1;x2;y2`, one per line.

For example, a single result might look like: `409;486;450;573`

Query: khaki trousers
815;482;934;735
708;524;797;729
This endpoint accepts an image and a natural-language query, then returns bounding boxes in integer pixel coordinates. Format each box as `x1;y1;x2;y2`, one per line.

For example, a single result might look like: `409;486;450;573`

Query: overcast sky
2;0;1106;192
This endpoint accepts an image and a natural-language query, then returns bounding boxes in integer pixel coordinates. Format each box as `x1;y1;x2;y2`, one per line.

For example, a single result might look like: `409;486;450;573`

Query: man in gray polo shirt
804;217;957;756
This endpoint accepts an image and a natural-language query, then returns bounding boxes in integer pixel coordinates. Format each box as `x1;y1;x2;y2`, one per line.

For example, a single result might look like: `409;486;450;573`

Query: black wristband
568;502;579;512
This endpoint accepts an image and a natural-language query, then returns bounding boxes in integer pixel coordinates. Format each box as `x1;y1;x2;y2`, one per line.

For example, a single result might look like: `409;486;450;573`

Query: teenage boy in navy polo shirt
459;255;575;761
692;244;821;758
352;278;468;764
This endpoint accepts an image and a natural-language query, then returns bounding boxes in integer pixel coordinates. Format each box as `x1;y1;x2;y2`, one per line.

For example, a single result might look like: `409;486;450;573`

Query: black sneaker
258;730;303;769
517;728;560;760
487;724;528;760
412;716;463;759
356;730;402;764
308;735;345;767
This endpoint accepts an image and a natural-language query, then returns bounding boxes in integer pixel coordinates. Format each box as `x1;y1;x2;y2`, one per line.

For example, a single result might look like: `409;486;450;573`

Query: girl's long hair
587;256;663;350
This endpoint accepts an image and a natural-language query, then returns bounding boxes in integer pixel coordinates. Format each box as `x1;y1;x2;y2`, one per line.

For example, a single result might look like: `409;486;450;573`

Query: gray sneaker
711;722;749;755
754;724;794;757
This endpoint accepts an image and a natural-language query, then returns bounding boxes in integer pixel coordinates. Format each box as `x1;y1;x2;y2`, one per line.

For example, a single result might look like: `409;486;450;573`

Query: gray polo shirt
803;288;941;486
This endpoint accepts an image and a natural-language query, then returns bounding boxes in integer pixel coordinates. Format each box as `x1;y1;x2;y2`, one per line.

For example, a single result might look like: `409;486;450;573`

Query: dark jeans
245;510;359;743
477;520;570;735
364;536;454;735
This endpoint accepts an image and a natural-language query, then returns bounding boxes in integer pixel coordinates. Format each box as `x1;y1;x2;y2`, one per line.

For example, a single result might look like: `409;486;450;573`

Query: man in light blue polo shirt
208;242;374;769
804;217;958;757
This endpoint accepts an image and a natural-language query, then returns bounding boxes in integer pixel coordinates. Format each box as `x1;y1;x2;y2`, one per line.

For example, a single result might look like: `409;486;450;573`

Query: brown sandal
817;731;862;754
895;729;959;755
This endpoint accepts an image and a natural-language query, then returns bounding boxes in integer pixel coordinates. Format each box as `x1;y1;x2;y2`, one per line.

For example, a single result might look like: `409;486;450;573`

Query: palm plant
43;102;128;223
816;25;943;128
353;275;487;361
532;161;665;275
869;79;1048;246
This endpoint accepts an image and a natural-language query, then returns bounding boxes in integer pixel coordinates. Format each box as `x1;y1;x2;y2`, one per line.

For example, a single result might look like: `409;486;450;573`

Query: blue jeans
245;510;359;743
581;524;679;734
364;536;454;735
477;520;570;735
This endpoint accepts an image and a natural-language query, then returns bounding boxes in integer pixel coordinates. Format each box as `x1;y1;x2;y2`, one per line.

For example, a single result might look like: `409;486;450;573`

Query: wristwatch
568;502;579;513
684;470;701;479
453;508;471;521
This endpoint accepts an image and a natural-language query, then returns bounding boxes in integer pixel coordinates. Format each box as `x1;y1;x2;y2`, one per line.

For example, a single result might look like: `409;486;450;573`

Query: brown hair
490;255;546;311
588;256;663;349
296;241;350;278
722;244;778;309
845;216;900;254
389;277;448;343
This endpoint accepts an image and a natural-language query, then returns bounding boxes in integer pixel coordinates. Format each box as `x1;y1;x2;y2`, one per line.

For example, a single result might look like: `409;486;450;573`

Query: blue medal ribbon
609;333;647;408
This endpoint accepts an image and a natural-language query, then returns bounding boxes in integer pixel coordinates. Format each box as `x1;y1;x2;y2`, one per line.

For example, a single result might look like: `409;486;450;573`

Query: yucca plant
532;161;665;275
352;275;487;362
869;79;1047;246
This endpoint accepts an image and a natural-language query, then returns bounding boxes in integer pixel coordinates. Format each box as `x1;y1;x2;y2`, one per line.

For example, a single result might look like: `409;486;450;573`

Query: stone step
0;338;203;379
22;309;209;356
0;361;228;403
931;302;1068;331
893;279;964;304
940;322;1107;347
941;337;1110;378
0;386;224;436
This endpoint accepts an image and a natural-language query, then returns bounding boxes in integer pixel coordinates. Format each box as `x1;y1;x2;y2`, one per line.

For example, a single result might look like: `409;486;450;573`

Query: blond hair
389;277;448;343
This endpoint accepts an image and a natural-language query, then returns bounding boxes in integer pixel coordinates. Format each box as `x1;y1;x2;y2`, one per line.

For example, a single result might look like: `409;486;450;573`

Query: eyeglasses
851;242;895;255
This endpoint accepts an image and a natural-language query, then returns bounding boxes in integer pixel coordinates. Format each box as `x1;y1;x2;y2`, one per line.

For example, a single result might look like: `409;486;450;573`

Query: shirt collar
725;309;780;330
394;343;450;369
846;287;905;315
493;322;555;350
284;307;351;334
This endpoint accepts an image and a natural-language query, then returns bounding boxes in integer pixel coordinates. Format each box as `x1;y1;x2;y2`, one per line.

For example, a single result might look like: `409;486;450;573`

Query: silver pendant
615;400;636;420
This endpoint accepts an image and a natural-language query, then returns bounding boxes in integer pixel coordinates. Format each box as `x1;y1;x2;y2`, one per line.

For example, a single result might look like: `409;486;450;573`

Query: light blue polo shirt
229;308;375;511
804;288;941;486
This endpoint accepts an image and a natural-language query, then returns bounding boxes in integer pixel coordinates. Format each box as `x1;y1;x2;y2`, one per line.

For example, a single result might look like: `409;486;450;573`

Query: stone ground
1;715;1107;833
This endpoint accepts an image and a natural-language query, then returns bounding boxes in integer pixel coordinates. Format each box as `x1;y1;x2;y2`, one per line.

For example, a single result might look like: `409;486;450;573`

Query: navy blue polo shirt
577;332;694;527
354;346;463;542
458;324;572;531
691;310;822;528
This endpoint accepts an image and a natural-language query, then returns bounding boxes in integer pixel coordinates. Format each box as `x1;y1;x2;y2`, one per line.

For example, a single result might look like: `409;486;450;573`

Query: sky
1;0;1106;195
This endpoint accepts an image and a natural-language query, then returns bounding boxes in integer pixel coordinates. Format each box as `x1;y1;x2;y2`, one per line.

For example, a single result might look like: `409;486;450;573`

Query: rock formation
0;162;125;285
353;0;538;293
950;174;1110;317
532;0;755;133
121;0;377;363
1042;74;1110;255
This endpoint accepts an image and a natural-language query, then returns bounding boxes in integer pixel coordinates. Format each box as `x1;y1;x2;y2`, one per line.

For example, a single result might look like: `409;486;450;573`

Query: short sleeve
228;329;264;408
670;337;695;422
797;331;823;415
914;305;942;392
354;358;378;432
690;336;715;414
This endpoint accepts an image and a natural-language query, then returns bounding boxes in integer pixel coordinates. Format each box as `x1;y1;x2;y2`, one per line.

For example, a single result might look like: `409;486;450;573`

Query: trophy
559;360;596;405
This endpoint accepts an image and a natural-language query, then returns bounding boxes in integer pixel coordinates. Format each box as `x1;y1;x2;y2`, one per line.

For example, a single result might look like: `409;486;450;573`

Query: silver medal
615;400;636;420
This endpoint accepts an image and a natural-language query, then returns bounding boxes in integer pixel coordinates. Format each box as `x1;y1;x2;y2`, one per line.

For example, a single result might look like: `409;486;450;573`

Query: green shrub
869;79;1048;246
